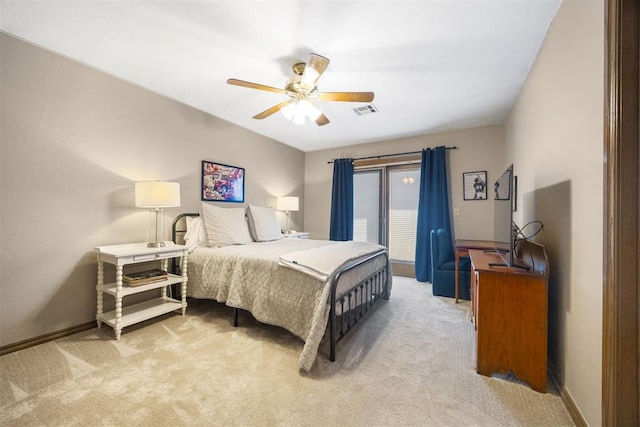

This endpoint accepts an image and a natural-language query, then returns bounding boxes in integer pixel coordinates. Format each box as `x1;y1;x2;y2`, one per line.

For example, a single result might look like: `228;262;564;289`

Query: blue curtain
329;158;354;241
415;146;452;282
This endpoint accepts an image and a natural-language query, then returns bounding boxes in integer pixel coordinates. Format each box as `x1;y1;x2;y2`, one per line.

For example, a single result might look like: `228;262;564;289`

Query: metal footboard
329;249;391;362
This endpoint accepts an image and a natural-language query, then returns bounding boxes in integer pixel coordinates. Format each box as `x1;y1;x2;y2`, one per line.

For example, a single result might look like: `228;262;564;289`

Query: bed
171;205;391;371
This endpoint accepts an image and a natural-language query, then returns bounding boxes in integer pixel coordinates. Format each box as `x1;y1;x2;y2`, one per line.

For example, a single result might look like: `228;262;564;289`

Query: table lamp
135;181;181;247
276;196;299;234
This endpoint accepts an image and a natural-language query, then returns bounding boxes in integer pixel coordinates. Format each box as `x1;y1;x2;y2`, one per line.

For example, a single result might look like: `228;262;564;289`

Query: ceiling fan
227;53;374;126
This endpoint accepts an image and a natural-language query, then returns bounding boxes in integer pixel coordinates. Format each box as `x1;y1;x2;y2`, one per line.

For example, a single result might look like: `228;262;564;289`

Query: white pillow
201;202;252;247
247;205;282;242
183;216;207;249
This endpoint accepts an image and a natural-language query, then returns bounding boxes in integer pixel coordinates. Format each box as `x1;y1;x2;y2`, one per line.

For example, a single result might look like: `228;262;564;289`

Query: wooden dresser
469;240;549;393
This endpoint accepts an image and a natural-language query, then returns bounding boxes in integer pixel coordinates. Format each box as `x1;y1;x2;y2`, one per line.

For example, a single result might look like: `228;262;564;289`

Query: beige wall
0;33;305;346
304;125;506;241
505;1;604;425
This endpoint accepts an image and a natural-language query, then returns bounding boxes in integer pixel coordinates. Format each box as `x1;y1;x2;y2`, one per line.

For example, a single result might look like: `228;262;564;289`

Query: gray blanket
186;239;389;371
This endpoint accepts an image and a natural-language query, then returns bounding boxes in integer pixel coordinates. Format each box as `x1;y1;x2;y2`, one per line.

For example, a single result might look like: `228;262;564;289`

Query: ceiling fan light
296;99;319;121
292;111;306;125
281;102;296;121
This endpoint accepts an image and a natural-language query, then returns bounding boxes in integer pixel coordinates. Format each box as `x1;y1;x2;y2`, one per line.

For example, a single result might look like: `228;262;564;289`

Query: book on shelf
123;268;168;286
125;276;168;287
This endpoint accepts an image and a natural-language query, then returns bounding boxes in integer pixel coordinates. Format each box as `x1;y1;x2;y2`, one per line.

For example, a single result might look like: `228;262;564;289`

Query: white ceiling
0;0;561;152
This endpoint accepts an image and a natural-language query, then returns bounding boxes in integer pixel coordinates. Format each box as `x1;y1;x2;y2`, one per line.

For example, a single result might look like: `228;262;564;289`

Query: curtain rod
326;146;458;164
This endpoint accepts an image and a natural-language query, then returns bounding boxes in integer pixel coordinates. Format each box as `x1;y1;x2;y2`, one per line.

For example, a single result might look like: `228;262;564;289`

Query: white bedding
278;241;384;281
186;239;389;371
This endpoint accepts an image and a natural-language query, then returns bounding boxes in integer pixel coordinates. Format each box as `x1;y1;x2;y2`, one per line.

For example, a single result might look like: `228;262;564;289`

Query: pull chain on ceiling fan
227;53;374;126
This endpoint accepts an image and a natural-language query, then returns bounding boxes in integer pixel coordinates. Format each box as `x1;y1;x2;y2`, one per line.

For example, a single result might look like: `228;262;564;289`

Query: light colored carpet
0;277;574;426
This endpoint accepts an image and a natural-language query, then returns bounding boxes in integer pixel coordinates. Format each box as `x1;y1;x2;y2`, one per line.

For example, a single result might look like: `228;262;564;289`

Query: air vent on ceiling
352;104;379;116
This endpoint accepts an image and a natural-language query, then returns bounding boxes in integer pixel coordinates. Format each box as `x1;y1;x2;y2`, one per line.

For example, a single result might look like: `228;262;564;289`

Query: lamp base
147;207;167;248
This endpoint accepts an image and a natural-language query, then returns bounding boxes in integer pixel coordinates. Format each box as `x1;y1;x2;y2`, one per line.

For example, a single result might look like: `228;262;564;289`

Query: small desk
454;239;496;303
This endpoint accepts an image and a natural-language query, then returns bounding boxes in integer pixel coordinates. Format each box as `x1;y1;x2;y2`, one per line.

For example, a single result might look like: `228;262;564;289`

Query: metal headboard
172;212;200;245
171;213;199;274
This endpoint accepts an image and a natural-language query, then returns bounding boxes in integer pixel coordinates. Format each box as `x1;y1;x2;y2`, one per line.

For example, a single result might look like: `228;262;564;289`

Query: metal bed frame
172;213;391;363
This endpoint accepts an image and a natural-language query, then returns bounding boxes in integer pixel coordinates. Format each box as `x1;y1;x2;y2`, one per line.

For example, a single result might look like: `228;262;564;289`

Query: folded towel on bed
278;241;385;282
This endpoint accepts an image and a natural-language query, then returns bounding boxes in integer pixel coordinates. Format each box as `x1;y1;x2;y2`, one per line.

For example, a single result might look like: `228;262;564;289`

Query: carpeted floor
0;277;574;426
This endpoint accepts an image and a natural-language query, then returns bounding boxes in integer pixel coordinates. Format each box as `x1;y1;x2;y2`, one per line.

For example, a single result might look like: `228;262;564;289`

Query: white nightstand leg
96;261;103;328
115;265;123;340
160;259;168;299
181;255;188;315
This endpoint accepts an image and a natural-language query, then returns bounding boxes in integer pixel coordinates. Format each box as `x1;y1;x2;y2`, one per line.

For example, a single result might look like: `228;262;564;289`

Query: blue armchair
430;228;471;300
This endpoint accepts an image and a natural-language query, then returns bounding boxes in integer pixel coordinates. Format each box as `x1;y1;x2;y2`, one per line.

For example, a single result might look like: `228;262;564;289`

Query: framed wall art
463;171;487;200
201;160;245;202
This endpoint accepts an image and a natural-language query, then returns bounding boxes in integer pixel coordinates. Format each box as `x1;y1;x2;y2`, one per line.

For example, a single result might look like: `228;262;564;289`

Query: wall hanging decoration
463;171;487;200
201;160;245;202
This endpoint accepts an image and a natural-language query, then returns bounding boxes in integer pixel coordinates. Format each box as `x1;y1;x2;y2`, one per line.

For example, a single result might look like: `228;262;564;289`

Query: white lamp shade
276;196;299;212
135;181;181;208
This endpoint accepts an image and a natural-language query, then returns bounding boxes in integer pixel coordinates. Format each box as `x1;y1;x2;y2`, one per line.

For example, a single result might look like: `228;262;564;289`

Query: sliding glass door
354;164;421;274
353;170;382;244
387;167;421;262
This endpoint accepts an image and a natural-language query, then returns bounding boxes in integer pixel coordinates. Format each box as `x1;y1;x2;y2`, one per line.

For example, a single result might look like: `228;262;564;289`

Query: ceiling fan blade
227;78;287;95
253;100;293;120
315;113;330;126
306;99;329;126
317;92;375;102
300;53;330;92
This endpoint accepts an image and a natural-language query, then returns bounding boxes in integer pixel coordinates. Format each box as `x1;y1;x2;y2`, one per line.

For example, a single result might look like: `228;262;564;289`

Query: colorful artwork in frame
201;160;245;202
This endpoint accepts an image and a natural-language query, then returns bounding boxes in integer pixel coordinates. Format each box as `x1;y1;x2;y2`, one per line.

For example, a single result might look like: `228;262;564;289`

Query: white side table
282;232;310;239
94;242;188;340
